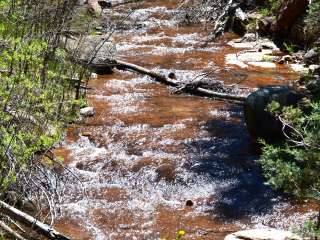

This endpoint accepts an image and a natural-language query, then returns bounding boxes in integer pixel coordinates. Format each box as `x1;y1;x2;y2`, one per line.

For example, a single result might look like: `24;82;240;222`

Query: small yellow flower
178;230;185;237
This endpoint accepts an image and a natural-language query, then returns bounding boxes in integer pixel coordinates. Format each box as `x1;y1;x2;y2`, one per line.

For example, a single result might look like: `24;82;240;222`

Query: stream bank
54;1;315;239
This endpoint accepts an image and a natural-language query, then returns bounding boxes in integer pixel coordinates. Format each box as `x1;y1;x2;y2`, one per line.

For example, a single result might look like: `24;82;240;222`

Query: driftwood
0;200;70;240
90;59;247;102
0;220;26;240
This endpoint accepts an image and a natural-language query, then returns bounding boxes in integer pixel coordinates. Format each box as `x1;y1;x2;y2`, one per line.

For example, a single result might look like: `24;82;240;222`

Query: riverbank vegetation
0;0;92;238
257;0;320;238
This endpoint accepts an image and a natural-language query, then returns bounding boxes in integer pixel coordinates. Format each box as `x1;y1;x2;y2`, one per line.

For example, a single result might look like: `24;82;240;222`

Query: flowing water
54;1;314;239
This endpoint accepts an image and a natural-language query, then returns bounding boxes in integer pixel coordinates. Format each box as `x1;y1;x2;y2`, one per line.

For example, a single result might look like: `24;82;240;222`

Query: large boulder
155;164;176;182
66;35;116;74
225;229;301;240
244;86;302;142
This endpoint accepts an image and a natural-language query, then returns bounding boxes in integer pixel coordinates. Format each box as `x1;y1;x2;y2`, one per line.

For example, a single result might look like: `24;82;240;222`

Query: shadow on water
184;105;287;222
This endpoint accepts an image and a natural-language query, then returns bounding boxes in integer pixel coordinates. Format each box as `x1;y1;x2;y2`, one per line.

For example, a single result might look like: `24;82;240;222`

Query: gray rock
304;48;318;63
225;229;301;240
306;75;320;95
80;107;95;117
314;37;320;47
244;86;302;142
66;35;116;74
309;64;320;73
242;33;256;42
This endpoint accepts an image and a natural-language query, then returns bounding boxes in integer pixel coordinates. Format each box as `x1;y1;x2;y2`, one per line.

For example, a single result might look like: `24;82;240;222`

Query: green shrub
260;99;320;236
283;41;298;54
0;0;89;195
305;0;320;43
259;8;270;17
269;0;283;12
299;219;320;238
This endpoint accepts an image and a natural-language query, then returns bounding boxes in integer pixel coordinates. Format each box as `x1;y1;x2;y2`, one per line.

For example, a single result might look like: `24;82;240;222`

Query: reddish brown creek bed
54;1;314;239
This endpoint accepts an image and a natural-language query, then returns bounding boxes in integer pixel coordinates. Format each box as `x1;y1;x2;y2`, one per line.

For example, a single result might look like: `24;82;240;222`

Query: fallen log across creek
89;59;248;102
0;200;70;240
98;0;148;9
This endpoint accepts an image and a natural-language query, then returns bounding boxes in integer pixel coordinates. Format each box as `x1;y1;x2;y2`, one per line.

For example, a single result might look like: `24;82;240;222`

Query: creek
54;1;313;239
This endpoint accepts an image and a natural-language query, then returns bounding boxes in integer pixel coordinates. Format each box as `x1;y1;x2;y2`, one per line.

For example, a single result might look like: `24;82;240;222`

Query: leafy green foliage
261;99;320;236
299;219;320;238
257;0;283;16
283;42;298;54
268;0;283;13
259;8;270;17
261;101;320;198
305;0;320;42
0;0;89;195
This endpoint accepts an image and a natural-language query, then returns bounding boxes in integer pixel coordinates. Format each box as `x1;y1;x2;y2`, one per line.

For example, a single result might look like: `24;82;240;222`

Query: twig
279;116;310;148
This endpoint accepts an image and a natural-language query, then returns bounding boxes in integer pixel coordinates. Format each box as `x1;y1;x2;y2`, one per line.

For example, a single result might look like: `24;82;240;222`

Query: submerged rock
155;163;176;182
225;229;301;240
244;86;302;142
185;200;194;207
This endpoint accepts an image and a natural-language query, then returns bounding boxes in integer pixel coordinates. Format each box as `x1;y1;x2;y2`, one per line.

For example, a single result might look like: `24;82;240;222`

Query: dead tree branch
90;59;247;102
0;220;26;240
0;200;70;240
